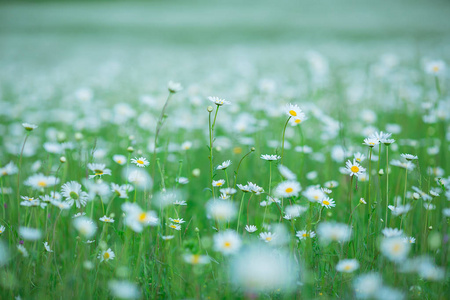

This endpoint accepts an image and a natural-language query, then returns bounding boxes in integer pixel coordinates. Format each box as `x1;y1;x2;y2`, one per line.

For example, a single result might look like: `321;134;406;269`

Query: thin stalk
16;133;30;224
385;145;389;228
281;116;291;164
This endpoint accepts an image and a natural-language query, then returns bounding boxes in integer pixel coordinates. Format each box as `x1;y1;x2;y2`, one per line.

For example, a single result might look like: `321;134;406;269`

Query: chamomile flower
382;228;403;237
391;159;415;171
161;235;174;240
245;225;257;233
363;138;379;147
168;81;182;93
113;154;127;165
176;177;189;184
321;197;336;209
260;154;281;161
169;218;185;224
208;96;230;106
220;188;236;195
317;222;352;244
278;164;297;180
237;184;251;192
353;273;382;299
43;242;53;253
131;157;149;167
0;225;5;235
404;237;416;244
87;163;112;178
289;112;307;126
336;259;360;273
19;227;42;241
248;182;264;194
324;180;339;189
183;253;209;265
217;160;232;170
111;183;128;198
168;224;181;231
212;179;225;187
17;245;29;257
274;181;301;198
303;185;326;202
345;159;366;177
400;153;418;161
259;232;276;243
369;131;392;142
425;60;446;75
98;248;115;262
25;173;60;189
380;236;411;262
206;199;236;222
285;103;302;118
73;217;97;238
0;161;18;176
296;230;315;240
213;230;241;255
99;216;114;223
353;152;366;163
61;181;89;208
22;123;38;131
121;203;159;232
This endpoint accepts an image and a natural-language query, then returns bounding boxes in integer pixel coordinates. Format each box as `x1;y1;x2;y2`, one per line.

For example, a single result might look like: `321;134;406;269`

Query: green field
0;0;449;299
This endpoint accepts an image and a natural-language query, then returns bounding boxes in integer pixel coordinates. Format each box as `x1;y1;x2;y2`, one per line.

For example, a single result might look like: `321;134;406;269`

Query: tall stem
17;133;30;224
385;146;389;228
281;116;291;165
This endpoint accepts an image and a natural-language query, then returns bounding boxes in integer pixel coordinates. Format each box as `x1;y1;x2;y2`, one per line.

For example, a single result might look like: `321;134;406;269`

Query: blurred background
1;0;450;100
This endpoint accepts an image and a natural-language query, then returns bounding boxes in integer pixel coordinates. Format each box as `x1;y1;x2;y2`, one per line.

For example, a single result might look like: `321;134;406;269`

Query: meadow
0;0;449;299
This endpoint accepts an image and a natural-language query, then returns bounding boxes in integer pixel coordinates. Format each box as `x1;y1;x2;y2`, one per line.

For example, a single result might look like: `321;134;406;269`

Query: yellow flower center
137;160;144;165
392;244;401;253
285;187;293;193
313;195;319;200
103;252;110;259
433;65;439;72
173;219;180;223
37;181;47;187
323;200;330;205
289;110;297;116
117;160;122;164
170;225;177;229
224;241;231;248
266;237;272;242
216;182;223;186
191;255;200;264
233;147;242;154
351;166;359;173
344;265;352;271
302;233;308;237
2;171;7;175
295;119;301;124
138;213;147;222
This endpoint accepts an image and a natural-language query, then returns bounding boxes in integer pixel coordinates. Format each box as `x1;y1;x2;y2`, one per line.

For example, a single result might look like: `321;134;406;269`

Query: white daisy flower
217;160;232;170
168;81;183;93
400;153;418;161
208;96;230;106
260;154;281;161
61;181;89;208
130;157;149;167
24;173;60;189
245;225;258;233
274;181;302;198
213;230;241;255
99;216;114;223
183;253;209;265
259;232;276;243
336;259;359;273
168;224;181;231
296;230;315;240
321;197;336;209
22;123;38;131
278;164;297;180
285;103;302;118
87;163;112;178
73;217;97;238
380;236;410;262
345;159;366;177
43;242;53;253
98;248;115;262
113;154;127;165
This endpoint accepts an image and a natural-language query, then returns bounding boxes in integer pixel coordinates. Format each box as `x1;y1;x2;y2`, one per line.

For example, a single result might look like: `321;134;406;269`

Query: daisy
112;154;127;165
22;123;38;131
176;177;189;184
25;173;60;189
0;225;5;234
345;159;366;177
245;225;257;233
121;203;159;232
388;204;411;216
317;222;352;244
296;230;316;240
324;180;339;189
425;60;446;75
382;138;395;145
206;199;236;222
363;138;379;147
87;163;112;178
353;152;366;163
404;237;416;244
208;96;230;106
99;216;115;223
382;228;403;237
169;218;185;224
19;227;42;241
303;186;326;202
73;217;97;238
111;183;128;198
285;204;308;219
0;161;18;176
131;157;149;168
168;81;182;93
183;253;209;265
391;159;415;171
274;181;302;198
217;160;232;170
260;154;281;161
336;259;360;273
259;232;276;243
289;112;307;126
213;230;241;255
220;188;236;195
212;179;225;187
353;273;382;299
17;245;29;257
51;200;71;210
61;181;89;208
401;153;418;161
321;197;336;209
237;184;251;193
168;224;181;231
98;248;115;262
248;182;264;195
381;236;411;262
278;165;297;180
43;242;53;253
369;131;392;142
285;103;302;118
161;235;174;240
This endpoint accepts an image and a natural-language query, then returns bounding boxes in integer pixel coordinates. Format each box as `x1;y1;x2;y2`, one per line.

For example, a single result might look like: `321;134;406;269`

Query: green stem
281;116;291;165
